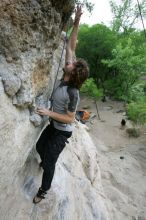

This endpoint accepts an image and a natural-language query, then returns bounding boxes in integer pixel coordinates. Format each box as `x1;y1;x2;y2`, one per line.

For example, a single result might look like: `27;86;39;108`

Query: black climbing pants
36;121;72;191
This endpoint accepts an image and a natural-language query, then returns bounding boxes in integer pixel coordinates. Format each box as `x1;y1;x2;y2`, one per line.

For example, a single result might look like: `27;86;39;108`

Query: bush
126;100;146;124
128;82;146;102
103;79;124;100
103;80;146;102
80;78;103;100
102;39;146;101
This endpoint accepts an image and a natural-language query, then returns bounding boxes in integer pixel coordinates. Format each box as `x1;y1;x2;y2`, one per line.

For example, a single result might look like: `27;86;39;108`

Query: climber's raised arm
65;5;83;66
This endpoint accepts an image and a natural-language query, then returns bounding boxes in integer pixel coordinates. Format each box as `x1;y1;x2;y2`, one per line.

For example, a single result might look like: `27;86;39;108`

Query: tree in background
76;24;117;91
102;38;146;100
110;0;146;33
75;0;94;13
80;78;103;100
75;0;146;124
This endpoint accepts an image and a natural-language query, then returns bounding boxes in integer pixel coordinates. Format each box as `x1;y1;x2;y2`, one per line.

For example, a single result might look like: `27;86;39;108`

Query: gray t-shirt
51;80;80;132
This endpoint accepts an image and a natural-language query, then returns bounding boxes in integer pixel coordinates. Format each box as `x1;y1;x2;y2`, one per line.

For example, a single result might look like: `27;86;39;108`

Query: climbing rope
49;26;69;111
136;0;146;39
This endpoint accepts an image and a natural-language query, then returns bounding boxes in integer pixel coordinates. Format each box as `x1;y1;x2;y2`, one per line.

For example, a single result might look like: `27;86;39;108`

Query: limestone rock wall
1;122;111;220
0;0;73;108
0;0;73;215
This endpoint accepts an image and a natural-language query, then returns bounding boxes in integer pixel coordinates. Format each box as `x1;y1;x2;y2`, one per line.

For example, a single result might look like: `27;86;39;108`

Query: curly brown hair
64;58;89;89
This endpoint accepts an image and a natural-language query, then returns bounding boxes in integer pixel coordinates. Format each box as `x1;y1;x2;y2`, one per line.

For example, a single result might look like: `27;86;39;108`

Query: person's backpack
76;110;90;123
81;110;90;121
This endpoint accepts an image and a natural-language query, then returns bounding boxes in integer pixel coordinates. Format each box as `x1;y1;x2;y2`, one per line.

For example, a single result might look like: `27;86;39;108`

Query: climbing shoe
33;187;47;204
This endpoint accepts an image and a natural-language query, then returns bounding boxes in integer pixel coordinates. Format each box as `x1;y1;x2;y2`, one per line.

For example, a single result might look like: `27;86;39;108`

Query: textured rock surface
0;0;73;108
0;1;110;219
0;123;110;219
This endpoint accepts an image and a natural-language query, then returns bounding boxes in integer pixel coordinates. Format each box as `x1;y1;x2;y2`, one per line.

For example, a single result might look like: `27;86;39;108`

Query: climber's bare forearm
65;25;79;64
68;24;79;51
35;108;75;124
65;6;82;64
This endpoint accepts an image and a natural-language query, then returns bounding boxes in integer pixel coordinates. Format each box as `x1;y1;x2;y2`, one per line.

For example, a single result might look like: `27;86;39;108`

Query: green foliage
129;81;146;102
102;38;146;101
76;24;117;85
103;79;126;100
74;2;146;125
126;81;146;124
126;100;146;124
80;78;103;100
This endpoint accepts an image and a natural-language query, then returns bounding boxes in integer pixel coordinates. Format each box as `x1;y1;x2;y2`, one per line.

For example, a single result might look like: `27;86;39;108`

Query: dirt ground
78;95;146;220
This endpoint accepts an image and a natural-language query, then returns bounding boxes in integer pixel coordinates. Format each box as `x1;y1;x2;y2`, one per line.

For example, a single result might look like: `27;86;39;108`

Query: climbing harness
136;0;146;40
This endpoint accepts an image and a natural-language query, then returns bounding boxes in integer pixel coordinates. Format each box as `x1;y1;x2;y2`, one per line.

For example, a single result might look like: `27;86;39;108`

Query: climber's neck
63;74;70;82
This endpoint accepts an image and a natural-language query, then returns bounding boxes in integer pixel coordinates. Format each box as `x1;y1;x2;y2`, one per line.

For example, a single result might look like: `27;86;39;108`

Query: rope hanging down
136;0;146;39
49;28;69;110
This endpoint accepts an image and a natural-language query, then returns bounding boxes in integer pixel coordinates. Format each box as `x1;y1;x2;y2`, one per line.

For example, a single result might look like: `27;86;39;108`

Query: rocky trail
79;96;146;220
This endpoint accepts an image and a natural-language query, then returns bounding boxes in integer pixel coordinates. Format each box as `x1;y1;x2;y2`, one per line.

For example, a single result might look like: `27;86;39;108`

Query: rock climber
33;5;89;204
